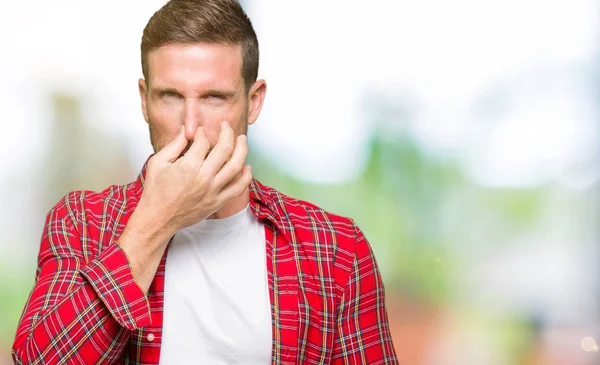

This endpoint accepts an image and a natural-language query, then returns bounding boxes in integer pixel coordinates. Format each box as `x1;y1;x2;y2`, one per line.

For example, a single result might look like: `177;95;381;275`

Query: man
12;0;398;364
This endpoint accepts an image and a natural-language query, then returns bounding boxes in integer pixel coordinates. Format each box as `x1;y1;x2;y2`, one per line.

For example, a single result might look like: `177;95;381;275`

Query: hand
140;121;252;236
117;121;252;293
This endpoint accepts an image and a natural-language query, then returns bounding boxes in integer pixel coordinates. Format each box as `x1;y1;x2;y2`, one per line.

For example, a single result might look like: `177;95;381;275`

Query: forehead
147;42;244;89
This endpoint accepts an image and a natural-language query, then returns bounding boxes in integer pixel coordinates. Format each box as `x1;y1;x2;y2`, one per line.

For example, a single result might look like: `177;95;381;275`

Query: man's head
138;0;266;153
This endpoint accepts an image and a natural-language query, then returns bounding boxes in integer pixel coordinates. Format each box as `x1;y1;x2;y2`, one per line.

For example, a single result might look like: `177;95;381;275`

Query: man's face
139;42;264;155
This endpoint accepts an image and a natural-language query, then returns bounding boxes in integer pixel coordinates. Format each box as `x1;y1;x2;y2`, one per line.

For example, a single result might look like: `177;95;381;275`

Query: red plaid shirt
13;159;398;364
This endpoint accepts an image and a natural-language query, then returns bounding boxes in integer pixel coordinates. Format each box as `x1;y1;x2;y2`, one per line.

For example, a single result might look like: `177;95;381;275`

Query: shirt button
147;333;155;342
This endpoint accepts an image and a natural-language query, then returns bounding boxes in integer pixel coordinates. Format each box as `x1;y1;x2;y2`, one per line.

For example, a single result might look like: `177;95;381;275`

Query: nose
182;100;202;141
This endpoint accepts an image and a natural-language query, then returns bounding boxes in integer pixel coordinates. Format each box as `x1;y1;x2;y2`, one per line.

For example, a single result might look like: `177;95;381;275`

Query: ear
246;79;267;126
138;78;149;124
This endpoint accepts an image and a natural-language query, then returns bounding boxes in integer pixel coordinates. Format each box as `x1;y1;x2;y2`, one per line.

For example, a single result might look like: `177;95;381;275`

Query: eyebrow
203;89;238;99
151;87;180;96
151;86;238;99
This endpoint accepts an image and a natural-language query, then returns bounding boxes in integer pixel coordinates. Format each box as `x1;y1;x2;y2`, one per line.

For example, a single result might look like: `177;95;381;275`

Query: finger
213;134;248;189
157;126;187;163
182;126;211;165
201;121;235;176
219;165;253;202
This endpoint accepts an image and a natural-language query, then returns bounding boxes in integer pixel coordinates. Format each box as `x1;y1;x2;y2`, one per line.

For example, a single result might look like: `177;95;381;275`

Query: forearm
13;282;131;365
118;201;175;293
13;244;151;365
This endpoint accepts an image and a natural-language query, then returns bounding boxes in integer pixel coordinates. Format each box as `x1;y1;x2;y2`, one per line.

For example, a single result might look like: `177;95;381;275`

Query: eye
206;94;225;100
161;91;180;99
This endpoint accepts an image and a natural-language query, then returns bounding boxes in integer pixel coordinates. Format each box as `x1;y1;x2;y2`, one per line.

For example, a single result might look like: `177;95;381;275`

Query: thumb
157;126;187;163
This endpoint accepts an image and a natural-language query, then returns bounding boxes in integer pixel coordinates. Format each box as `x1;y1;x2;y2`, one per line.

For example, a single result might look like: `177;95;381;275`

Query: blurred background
1;0;599;364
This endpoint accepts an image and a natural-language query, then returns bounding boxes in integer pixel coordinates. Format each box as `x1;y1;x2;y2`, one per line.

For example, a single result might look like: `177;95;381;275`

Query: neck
208;187;250;219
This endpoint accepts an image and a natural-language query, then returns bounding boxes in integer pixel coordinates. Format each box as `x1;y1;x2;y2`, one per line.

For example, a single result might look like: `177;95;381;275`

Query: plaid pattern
13;159;398;364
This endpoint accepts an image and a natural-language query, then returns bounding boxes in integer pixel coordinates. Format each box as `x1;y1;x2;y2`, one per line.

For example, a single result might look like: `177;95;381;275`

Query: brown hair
141;0;259;91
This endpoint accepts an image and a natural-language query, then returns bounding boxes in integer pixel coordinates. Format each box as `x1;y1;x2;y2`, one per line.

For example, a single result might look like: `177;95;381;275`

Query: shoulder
257;182;370;299
257;182;361;254
48;181;137;224
37;181;137;261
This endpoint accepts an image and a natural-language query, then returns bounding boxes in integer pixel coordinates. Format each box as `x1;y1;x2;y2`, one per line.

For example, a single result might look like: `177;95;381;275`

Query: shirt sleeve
12;199;152;365
331;223;399;364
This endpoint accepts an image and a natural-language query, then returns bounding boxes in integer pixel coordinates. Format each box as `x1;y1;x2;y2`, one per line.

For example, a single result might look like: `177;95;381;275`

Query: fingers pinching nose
194;126;206;141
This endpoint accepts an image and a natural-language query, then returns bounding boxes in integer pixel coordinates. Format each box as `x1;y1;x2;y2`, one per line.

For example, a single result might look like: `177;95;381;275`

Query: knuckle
192;138;209;152
224;163;243;179
220;138;234;152
234;184;246;196
238;137;249;149
219;166;234;178
201;136;210;147
195;172;209;187
180;157;195;171
196;141;210;156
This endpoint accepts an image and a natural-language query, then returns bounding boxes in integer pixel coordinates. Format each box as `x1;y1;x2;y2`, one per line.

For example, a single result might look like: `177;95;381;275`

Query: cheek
197;105;239;143
202;103;230;121
148;101;181;127
147;104;182;148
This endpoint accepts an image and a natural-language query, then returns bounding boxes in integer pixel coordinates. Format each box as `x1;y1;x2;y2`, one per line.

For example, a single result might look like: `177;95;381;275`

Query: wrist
130;199;176;243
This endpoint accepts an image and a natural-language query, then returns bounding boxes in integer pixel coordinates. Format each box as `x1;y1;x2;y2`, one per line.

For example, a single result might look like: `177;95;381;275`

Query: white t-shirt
159;205;272;365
